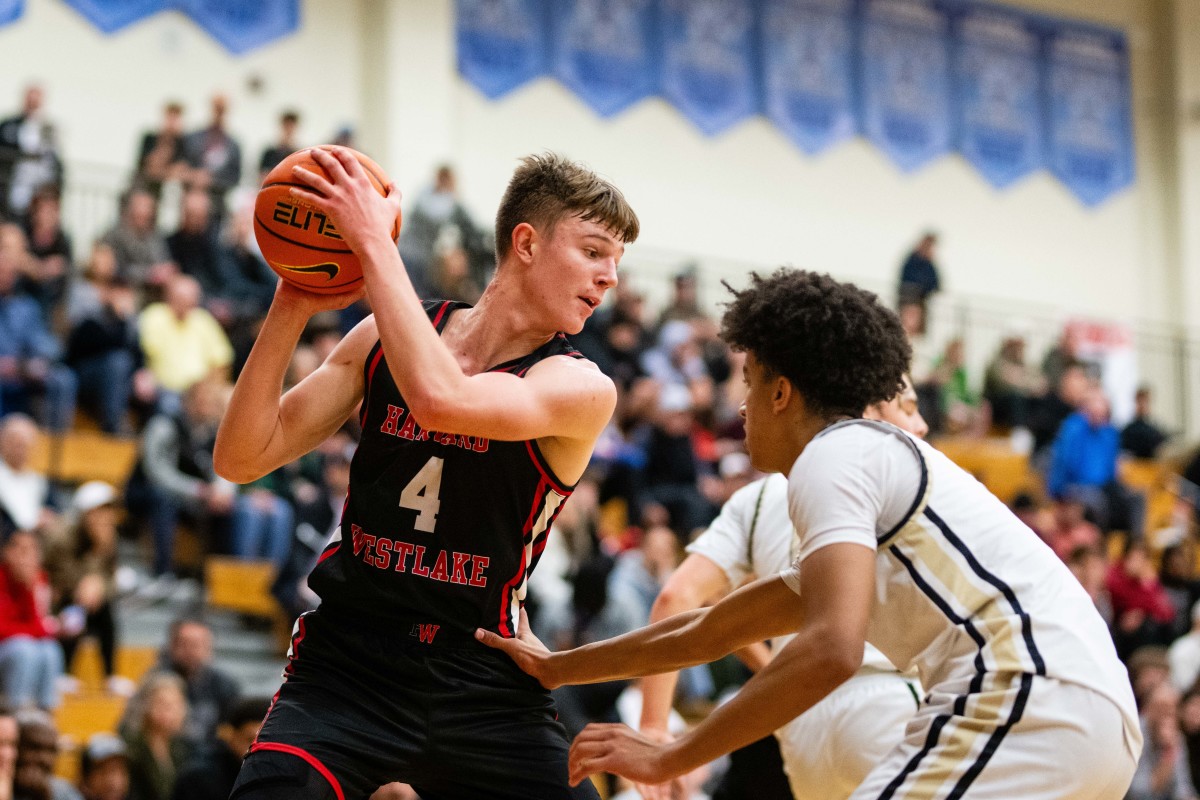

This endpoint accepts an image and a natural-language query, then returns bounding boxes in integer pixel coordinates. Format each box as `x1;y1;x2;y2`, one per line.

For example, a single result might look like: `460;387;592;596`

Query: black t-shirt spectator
1121;416;1168;459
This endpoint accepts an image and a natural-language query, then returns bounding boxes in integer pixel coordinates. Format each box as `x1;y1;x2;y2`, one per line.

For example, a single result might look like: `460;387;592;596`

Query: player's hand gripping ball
254;147;401;294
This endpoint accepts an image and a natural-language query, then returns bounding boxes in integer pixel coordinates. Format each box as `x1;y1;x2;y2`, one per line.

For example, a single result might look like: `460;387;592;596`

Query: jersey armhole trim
525;439;575;495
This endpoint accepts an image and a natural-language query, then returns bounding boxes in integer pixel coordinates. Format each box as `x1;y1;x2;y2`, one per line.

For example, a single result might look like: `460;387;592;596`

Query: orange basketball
253;147;401;295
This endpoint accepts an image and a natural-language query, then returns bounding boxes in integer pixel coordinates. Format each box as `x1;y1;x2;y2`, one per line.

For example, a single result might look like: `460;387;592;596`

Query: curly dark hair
720;269;911;419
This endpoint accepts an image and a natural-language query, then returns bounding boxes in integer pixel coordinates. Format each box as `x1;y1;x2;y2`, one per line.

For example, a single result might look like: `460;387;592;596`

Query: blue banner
660;0;759;136
860;0;953;172
457;0;550;100
181;0;299;55
1044;23;1133;206
551;0;658;118
954;5;1043;189
762;0;856;155
61;0;165;33
0;0;23;28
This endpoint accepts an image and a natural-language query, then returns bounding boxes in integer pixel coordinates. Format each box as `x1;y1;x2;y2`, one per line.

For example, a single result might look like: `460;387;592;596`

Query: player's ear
511;222;537;265
772;375;793;414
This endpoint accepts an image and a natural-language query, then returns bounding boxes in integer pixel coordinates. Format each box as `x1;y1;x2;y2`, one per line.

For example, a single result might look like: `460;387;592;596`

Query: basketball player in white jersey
636;375;928;800
478;269;1140;799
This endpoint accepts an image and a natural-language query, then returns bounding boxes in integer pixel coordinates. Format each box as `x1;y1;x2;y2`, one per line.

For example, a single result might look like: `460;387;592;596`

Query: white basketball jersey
780;420;1139;748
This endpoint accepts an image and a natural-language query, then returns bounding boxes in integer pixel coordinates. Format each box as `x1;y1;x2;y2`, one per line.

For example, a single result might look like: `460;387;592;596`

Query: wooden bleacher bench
205;556;283;619
934;436;1041;505
29;429;139;488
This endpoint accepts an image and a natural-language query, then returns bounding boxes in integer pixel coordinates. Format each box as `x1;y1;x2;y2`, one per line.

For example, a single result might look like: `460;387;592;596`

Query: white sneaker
106;675;137;698
55;675;83;696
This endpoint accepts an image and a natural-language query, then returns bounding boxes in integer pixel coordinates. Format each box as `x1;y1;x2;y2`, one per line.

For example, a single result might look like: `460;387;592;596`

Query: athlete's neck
442;278;559;373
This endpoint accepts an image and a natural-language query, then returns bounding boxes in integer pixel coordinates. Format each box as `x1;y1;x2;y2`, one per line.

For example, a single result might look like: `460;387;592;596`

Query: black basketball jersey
308;300;586;639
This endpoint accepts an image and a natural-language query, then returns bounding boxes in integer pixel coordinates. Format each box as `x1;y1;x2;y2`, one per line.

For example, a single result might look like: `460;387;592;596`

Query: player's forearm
358;238;469;426
551;577;800;687
639;590;700;731
660;629;857;777
733;642;772;673
550;608;709;687
213;301;307;482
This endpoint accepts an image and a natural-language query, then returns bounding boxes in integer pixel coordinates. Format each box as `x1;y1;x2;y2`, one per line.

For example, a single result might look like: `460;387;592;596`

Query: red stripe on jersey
498;478;550;636
524;440;573;496
430;300;452;329
316;542;340;565
249;742;346;800
259;613;309;740
360;345;385;427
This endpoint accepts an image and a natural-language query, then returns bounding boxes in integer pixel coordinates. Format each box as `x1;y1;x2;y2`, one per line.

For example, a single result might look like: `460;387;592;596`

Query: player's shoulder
326;314;379;366
725;473;786;510
793;420;921;480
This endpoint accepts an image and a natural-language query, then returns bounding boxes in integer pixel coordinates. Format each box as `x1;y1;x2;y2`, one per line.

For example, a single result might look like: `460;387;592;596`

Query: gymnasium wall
0;0;1194;335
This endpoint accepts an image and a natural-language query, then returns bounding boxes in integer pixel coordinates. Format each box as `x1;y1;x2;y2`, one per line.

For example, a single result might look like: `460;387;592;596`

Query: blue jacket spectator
1048;410;1120;499
1049;390;1146;539
0;237;75;430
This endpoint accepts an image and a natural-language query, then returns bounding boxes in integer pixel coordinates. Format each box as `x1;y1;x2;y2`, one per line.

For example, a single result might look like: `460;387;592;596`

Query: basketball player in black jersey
215;149;638;800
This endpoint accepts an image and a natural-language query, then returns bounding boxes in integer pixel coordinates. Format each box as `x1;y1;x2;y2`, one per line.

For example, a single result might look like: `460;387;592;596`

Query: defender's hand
475;608;560;689
633;728;686;800
569;723;676;788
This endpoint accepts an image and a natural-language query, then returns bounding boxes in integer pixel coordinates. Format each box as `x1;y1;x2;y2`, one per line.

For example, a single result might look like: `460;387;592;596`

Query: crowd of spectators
0;80;1199;798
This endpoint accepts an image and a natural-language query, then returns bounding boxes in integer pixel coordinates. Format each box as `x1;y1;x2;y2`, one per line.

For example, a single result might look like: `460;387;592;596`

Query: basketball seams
256;148;397;294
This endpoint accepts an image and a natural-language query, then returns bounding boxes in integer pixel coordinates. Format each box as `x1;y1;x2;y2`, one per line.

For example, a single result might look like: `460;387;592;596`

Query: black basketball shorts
230;609;599;800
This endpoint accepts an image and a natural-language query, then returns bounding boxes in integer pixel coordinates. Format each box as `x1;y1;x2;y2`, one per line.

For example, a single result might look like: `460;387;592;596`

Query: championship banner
181;0;299;55
954;5;1043;189
457;0;550;100
61;0;166;33
1045;22;1134;207
761;0;856;155
660;0;759;136
0;0;23;28
551;0;658;118
860;0;953;172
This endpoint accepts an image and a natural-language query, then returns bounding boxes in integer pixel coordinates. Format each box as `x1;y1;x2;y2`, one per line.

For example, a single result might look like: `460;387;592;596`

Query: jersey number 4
400;456;444;533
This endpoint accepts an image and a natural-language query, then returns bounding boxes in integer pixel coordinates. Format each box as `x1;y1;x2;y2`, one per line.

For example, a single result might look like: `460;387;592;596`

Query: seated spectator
229;477;293;575
1029;360;1090;461
135;102;186;200
0;85;63;221
271;443;351;621
46;482;125;694
66;276;141;435
1162;544;1200;638
78;733;131;800
1040;492;1102;562
397;164;486;298
926;338;985;436
179;95;241;216
65;242;116;326
1048;388;1146;539
258;109;300;176
121;672;191;800
137;275;233;413
169;696;269;800
1123;385;1171;459
609;525;680;624
0;705;14;800
640;383;716;539
0;415;53;536
1108;540;1177;659
166;191;224;301
656;265;704;328
19;189;69;315
142;617;240;747
1169;602;1200;693
428;233;481;304
0;530;66;710
539;554;642;738
1127;681;1198;800
0;241;75;431
14;708;81;800
100;189;173;294
1066;544;1113;626
982;334;1045;430
125;380;233;579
